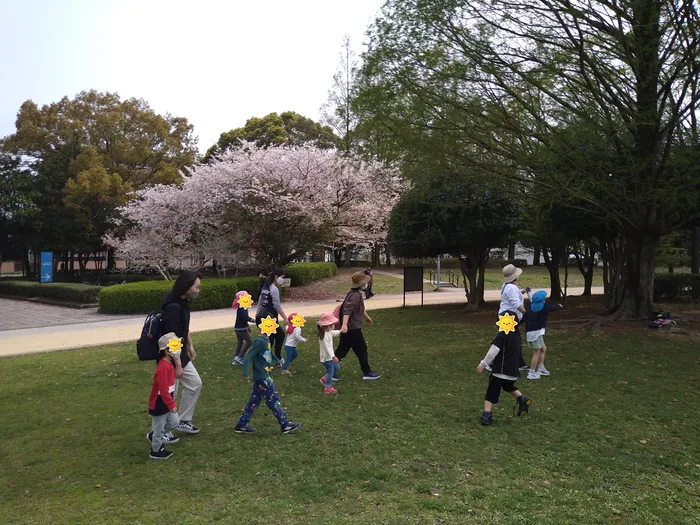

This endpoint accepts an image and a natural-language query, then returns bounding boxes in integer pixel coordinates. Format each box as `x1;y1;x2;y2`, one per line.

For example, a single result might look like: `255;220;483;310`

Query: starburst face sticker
291;314;306;329
496;313;518;334
167;336;183;357
258;315;279;337
238;293;253;310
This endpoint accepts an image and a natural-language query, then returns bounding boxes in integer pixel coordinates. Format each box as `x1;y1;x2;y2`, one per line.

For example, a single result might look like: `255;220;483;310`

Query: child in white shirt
317;312;341;394
282;312;307;375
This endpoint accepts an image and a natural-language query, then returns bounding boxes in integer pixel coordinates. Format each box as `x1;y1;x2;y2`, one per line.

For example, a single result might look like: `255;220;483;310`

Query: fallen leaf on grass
640;440;647;445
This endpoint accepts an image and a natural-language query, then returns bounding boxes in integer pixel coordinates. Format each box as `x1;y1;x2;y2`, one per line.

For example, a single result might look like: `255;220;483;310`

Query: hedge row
0;280;102;303
654;273;700;302
284;262;337;286
98;276;261;314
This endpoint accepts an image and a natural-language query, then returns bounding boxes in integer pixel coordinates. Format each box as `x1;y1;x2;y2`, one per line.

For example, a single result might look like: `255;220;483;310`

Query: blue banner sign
40;252;53;283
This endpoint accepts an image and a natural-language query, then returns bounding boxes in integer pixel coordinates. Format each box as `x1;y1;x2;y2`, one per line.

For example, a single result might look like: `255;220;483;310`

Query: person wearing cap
147;332;182;460
335;271;381;380
499;264;531;371
317;312;342;394
524;290;562;380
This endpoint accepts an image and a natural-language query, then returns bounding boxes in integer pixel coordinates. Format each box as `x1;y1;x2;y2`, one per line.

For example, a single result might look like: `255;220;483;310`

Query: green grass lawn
420;265;605;291
2;304;699;524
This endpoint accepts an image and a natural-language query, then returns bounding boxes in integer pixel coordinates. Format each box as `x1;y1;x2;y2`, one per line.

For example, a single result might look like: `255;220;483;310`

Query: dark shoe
362;371;381;380
519;364;530;371
234;424;256;434
282;422;302;434
176;421;200;434
332;374;342;381
480;412;495;426
516;396;532;417
149;446;174;460
146;431;179;444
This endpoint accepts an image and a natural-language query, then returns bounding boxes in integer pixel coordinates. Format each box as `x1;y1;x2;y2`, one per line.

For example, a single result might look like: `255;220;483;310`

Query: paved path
0;287;603;357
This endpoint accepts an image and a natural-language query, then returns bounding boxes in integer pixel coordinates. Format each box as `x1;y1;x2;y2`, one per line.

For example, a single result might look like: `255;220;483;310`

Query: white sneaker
537;366;551;376
527;370;541;380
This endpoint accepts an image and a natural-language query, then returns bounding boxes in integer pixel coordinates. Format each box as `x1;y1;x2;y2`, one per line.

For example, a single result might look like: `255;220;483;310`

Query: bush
284;262;337;286
654;273;700;302
0;280;102;303
99;276;263;314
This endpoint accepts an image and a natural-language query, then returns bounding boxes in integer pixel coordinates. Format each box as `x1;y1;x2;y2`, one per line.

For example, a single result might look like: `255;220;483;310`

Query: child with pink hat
232;290;256;365
317;312;341;394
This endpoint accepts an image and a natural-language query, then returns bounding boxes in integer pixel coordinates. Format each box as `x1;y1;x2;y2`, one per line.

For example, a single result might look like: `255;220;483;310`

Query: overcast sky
0;0;385;151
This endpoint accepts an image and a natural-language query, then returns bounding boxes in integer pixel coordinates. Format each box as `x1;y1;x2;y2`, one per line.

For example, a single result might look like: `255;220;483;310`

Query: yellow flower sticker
238;293;253;310
258;315;279;337
167;336;183;354
291;314;306;329
496;313;518;334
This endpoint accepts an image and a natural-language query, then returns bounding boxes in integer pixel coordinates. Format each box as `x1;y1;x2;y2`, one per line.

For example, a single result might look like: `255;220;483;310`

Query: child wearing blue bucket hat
524;290;562;380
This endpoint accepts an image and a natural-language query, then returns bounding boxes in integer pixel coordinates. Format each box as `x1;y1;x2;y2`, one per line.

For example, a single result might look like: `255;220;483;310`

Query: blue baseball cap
530;290;547;312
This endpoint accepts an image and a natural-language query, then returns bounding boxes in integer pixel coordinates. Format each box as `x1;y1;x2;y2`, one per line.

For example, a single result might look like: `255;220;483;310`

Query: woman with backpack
335;271;381;380
161;270;203;435
255;269;289;361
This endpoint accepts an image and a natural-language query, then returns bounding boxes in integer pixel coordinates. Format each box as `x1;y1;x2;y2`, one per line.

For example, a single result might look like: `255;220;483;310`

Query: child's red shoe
324;387;338;394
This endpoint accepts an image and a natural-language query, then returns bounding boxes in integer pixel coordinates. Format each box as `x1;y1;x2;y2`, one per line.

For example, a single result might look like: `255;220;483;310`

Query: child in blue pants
235;328;301;434
317;312;341;394
282;312;307;375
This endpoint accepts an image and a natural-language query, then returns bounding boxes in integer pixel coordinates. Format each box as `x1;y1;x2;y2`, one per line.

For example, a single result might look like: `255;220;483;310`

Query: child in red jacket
147;332;181;460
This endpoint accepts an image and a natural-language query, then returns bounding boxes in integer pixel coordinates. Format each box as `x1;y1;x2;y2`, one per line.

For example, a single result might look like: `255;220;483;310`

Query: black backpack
136;303;181;361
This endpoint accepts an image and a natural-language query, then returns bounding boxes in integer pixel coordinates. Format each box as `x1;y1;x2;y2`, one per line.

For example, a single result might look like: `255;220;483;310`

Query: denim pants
323;360;340;387
283;345;298;370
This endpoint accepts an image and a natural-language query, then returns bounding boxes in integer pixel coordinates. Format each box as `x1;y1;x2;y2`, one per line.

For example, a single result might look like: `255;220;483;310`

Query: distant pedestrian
364;268;375;299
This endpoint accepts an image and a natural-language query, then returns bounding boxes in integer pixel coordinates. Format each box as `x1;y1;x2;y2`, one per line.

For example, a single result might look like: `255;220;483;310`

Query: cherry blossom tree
106;143;403;274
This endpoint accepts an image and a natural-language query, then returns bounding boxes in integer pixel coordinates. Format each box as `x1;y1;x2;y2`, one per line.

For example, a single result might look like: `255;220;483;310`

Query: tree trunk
533;246;541;266
344;245;352;267
458;254;479;311
476;251;487;305
617;235;658;318
385;245;392;266
508;244;515;260
333;248;343;267
70;251;75;273
542;247;563;301
691;226;699;274
107;248;116;271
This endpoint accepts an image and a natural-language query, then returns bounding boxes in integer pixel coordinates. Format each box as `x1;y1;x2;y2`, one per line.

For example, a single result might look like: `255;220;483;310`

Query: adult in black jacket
161;270;203;435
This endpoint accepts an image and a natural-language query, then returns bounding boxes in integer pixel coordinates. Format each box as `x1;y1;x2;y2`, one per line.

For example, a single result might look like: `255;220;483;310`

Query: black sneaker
149;446;174;460
516;396;532;417
480;413;495;426
176;421;200;434
362;371;381;380
519;364;530;371
332;374;342;382
234;424;256;434
281;422;302;434
146;431;180;445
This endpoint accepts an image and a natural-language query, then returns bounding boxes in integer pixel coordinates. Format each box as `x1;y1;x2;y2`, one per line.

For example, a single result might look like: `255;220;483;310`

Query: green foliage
284;262;338;286
203;111;340;162
389;177;517;258
655;232;690;272
0;280;101;303
1;90;197;260
653;273;700;302
98;276;261;314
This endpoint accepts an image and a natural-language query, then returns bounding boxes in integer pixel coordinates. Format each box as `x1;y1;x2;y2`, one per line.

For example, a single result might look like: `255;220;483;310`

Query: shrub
654;273;700;302
0;280;101;303
98;276;264;314
284;262;337;286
